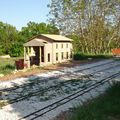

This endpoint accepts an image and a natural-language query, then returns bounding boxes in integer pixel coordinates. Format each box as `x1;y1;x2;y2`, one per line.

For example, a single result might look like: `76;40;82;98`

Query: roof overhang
40;34;73;42
23;39;45;47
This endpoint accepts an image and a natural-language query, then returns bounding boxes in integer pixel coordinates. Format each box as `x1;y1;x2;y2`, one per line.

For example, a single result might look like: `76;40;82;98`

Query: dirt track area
0;60;100;81
0;59;120;120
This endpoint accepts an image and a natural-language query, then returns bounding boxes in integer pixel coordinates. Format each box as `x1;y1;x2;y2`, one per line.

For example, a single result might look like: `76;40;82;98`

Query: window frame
48;53;50;62
61;43;63;48
66;52;69;59
56;44;58;49
56;53;58;61
66;43;68;48
61;52;64;60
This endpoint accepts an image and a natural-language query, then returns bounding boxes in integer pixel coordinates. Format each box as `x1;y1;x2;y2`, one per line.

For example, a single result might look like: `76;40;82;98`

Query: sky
0;0;51;30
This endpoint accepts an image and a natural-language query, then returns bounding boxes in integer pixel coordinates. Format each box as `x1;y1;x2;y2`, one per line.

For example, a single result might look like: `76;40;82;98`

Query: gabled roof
41;34;73;42
24;34;73;47
24;38;45;46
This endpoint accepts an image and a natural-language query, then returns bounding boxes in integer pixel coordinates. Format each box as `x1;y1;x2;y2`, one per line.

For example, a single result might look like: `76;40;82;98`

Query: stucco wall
52;42;72;64
24;38;73;68
41;43;53;66
40;42;72;66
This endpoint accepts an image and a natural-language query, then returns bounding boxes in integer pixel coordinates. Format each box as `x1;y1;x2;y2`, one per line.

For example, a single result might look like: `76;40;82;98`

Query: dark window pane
56;53;58;61
48;53;50;62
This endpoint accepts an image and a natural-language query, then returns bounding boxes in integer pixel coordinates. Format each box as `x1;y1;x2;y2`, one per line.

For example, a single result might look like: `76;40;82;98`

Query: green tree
0;21;19;55
18;22;59;56
20;21;59;43
48;0;120;54
0;21;59;57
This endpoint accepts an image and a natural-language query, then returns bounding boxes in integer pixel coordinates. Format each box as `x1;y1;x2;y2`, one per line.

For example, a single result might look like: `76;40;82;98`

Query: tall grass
71;83;120;120
0;58;16;75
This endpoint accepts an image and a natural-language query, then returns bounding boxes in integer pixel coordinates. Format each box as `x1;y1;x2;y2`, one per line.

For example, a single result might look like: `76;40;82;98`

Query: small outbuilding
23;34;73;68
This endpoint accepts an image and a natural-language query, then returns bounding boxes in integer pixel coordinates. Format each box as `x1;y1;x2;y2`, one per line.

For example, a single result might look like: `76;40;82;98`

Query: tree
0;21;60;57
20;21;59;43
48;0;120;54
0;21;19;55
18;22;60;56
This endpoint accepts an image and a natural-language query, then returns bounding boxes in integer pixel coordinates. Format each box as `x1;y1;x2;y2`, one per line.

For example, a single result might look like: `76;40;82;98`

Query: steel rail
0;60;116;92
1;62;120;107
18;71;120;120
3;62;120;105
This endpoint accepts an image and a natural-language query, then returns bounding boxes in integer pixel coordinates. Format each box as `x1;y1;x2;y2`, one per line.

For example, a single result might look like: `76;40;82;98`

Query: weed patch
71;83;120;120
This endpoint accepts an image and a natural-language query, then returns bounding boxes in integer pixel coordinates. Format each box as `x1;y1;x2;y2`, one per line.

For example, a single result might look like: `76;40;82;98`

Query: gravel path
0;59;120;120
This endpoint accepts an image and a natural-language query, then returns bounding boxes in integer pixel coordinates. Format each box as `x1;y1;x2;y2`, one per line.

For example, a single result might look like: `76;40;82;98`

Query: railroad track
0;60;116;92
18;71;120;120
1;61;120;106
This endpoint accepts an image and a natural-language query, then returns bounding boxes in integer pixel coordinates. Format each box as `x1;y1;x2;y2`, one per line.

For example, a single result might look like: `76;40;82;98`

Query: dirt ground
0;59;101;81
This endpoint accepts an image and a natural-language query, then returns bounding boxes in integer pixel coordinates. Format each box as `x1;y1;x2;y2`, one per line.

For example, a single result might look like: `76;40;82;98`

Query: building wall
52;42;72;64
40;42;72;66
24;39;73;68
40;43;53;66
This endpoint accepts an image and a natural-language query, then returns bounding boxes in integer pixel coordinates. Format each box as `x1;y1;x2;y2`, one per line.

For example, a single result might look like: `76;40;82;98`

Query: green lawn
0;58;20;75
71;83;120;120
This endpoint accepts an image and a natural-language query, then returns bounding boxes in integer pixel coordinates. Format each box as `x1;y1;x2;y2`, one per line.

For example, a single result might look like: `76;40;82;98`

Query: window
48;53;50;62
70;51;72;58
61;52;64;60
61;44;63;48
56;53;58;61
56;44;58;49
66;52;69;59
66;43;68;48
41;46;44;62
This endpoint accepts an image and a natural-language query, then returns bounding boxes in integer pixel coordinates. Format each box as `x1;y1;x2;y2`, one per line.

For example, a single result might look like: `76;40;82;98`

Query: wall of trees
48;0;120;54
0;21;59;57
0;0;120;57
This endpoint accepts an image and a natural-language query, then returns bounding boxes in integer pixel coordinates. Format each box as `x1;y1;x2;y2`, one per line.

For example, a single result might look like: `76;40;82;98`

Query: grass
71;82;120;120
0;54;116;76
0;58;20;75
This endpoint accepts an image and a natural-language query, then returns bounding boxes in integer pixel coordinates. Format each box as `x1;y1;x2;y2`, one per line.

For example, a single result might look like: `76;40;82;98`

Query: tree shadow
0;71;92;120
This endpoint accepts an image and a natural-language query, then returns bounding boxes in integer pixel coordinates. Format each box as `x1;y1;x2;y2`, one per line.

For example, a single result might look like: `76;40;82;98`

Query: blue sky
0;0;51;30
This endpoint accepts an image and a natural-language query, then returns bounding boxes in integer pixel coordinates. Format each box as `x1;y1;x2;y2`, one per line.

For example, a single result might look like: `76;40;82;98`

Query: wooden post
44;46;46;65
24;47;26;68
39;46;41;66
27;47;30;68
28;47;29;55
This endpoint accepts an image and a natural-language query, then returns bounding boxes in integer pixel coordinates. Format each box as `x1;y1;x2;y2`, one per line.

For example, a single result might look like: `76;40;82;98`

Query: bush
9;43;23;57
73;53;113;60
3;64;15;70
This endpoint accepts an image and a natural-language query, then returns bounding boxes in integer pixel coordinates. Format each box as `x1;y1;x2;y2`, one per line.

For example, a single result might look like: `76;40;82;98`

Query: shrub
73;53;113;60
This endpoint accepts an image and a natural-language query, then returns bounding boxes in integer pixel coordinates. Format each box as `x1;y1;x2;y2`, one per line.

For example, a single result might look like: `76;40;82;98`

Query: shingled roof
24;34;73;47
41;34;73;42
24;38;45;46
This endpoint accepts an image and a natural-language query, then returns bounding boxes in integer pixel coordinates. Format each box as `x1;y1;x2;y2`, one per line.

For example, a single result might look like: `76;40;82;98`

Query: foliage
0;21;19;55
71;83;120;120
9;42;23;57
19;22;59;43
1;0;120;57
48;0;120;54
0;21;59;57
73;53;113;60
